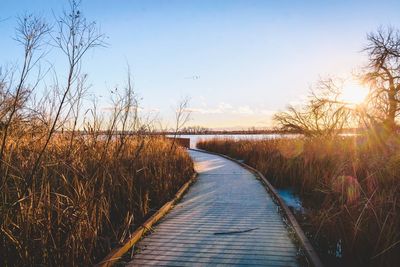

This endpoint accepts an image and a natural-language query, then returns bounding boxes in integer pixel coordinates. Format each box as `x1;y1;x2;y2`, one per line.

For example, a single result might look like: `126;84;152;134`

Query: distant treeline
67;127;366;136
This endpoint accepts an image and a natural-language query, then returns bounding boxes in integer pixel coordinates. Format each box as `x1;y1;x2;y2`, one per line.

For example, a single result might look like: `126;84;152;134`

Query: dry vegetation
0;1;194;265
197;25;400;267
1;135;193;266
197;135;399;266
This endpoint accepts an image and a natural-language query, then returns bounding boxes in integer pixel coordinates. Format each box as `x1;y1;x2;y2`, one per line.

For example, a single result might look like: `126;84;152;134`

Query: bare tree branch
27;0;106;191
0;14;50;166
362;26;400;131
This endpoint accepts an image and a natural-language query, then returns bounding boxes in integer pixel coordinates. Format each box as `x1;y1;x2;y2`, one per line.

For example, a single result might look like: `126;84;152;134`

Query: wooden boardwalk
127;150;300;266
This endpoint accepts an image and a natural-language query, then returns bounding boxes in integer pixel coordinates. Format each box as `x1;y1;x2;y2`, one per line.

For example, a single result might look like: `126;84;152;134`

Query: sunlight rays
340;81;369;106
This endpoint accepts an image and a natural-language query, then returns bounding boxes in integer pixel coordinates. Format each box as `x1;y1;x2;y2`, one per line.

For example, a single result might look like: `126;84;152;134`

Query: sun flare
340;81;369;105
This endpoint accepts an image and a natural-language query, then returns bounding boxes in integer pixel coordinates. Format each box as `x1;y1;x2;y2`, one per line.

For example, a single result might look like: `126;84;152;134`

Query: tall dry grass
0;3;194;265
1;132;193;266
198;135;400;266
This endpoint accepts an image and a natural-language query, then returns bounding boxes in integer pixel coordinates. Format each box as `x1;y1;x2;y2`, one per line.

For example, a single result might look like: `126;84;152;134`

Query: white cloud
189;102;277;116
188;102;234;114
233;105;254;115
260;109;276;115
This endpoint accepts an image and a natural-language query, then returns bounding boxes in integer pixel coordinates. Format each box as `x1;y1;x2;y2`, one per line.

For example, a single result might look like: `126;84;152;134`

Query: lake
169;134;298;148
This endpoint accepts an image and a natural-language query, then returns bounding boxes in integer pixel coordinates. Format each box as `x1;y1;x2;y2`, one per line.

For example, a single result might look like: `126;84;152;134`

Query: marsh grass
0;133;193;266
198;135;400;266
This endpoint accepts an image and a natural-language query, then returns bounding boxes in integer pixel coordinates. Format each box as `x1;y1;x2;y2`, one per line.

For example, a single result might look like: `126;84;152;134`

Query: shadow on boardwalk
127;150;300;266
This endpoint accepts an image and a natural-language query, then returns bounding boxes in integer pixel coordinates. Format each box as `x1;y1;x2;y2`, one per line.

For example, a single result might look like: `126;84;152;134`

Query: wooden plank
156;220;284;226
133;254;297;264
152;225;287;232
138;238;298;248
131;254;298;266
135;249;298;260
143;225;291;237
138;236;301;247
130;259;294;267
137;245;298;255
141;231;294;239
138;239;303;250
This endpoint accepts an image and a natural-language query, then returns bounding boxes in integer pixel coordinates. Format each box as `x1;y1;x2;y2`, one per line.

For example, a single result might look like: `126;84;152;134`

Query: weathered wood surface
127;150;300;266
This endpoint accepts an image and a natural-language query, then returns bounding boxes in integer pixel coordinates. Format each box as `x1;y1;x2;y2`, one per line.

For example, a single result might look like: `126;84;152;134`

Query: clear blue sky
1;0;400;129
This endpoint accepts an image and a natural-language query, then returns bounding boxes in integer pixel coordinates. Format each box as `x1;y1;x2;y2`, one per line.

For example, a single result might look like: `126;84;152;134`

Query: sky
1;0;400;129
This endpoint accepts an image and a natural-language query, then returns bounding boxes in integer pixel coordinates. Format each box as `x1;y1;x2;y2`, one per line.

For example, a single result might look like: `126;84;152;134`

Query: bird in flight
184;75;200;80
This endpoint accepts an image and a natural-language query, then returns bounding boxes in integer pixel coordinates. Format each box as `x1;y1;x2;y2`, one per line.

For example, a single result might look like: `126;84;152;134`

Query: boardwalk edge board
95;172;198;267
190;148;323;267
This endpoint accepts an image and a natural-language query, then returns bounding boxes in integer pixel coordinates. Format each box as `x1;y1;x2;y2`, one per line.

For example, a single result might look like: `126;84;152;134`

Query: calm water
170;134;297;148
276;188;304;213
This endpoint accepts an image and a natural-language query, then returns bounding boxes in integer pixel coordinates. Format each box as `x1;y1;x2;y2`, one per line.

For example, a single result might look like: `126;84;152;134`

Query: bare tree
170;97;191;150
274;79;353;136
114;67;141;158
67;73;89;149
28;0;106;187
0;67;14;124
83;94;103;143
0;15;49;165
362;26;400;131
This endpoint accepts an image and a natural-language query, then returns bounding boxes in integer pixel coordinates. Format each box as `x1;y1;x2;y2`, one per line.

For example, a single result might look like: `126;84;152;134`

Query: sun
340;81;369;106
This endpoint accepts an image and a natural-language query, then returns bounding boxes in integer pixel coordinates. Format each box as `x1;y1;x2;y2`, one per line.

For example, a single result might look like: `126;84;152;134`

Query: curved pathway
127;150;300;266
